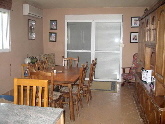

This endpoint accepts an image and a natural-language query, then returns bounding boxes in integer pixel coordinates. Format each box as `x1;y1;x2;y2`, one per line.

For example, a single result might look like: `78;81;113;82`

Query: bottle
24;69;28;77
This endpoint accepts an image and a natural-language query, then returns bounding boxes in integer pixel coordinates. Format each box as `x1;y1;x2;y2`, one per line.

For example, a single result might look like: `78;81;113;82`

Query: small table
0;103;64;124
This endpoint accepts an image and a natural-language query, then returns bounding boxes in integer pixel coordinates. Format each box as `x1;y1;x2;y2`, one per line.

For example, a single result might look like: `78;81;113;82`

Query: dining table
0;103;64;124
47;65;80;121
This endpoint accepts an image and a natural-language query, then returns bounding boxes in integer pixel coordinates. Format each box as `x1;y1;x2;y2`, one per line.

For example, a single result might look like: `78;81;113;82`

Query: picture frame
131;17;139;28
28;19;36;40
50;20;57;30
49;32;57;42
130;32;138;43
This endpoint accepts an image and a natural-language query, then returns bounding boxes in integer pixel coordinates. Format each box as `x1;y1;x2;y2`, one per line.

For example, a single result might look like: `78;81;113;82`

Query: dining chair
14;78;49;107
62;56;79;67
35;61;46;71
27;63;37;72
82;62;89;81
82;61;95;104
28;71;63;108
60;66;84;115
27;60;46;72
121;53;138;86
92;58;97;78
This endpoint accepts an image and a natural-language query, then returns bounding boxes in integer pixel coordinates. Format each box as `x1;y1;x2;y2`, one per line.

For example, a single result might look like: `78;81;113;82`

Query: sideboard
135;0;165;123
134;73;165;124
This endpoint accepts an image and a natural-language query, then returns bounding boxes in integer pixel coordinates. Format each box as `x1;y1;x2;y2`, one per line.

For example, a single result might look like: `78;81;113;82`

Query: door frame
65;14;123;82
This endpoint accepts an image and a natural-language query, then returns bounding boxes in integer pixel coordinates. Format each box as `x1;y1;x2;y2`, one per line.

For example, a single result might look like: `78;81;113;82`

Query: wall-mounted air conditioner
23;4;43;18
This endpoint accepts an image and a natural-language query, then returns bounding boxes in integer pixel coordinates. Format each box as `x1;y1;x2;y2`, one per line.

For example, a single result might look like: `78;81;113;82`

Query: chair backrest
82;62;88;80
62;56;79;67
130;53;138;74
89;62;95;82
14;78;48;107
35;61;47;71
92;58;97;78
27;61;47;72
27;63;37;72
28;71;55;106
78;66;85;89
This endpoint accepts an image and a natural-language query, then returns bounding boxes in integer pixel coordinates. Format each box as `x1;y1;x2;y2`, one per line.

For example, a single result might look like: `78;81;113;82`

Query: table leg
68;84;75;121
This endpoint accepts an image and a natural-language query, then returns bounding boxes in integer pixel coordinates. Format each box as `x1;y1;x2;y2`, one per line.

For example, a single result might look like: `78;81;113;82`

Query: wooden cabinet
155;5;165;89
135;73;165;123
135;0;165;123
138;1;165;95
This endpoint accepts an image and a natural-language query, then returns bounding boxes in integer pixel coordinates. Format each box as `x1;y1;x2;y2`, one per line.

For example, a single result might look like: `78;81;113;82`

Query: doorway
65;14;123;82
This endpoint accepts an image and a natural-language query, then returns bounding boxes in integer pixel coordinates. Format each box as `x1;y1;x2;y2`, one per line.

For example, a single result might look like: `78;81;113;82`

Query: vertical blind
0;0;12;10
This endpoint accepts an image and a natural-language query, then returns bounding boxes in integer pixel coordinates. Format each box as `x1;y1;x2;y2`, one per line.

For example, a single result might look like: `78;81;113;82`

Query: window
0;8;10;52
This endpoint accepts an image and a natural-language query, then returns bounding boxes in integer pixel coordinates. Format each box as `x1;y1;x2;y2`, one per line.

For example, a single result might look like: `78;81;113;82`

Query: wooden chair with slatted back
92;58;97;78
82;62;88;81
62;56;79;67
14;78;48;107
27;63;37;72
28;71;63;108
35;61;45;71
82;62;95;104
60;66;84;115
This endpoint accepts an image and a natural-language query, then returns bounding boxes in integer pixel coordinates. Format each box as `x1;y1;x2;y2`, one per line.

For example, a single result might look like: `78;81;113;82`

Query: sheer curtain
0;8;10;52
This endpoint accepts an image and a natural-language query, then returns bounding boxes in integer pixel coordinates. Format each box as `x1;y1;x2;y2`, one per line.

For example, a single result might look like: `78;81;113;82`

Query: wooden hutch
134;0;165;123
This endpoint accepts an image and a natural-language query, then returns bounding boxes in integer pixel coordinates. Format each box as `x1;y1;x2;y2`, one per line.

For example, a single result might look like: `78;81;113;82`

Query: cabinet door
138;20;145;67
155;5;165;92
148;101;161;124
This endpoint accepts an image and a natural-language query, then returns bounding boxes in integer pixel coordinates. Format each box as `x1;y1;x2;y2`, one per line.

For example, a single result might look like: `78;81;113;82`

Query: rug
91;81;117;92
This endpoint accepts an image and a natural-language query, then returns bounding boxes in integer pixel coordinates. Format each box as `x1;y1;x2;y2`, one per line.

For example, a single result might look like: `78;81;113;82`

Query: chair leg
121;80;128;86
79;95;83;108
89;88;92;100
121;82;125;86
75;98;79;113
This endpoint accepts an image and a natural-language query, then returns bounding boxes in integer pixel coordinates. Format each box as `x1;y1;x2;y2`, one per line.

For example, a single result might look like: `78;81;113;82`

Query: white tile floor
64;83;144;124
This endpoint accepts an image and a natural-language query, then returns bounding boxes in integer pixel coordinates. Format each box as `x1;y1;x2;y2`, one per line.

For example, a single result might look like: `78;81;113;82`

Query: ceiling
25;0;159;9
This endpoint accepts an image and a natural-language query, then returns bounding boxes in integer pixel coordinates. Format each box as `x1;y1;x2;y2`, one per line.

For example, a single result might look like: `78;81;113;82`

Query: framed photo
49;32;57;42
130;32;138;43
50;20;57;30
28;19;36;40
131;17;139;27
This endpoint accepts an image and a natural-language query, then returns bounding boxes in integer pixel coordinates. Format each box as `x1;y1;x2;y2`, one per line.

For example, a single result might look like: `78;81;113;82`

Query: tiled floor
64;83;144;124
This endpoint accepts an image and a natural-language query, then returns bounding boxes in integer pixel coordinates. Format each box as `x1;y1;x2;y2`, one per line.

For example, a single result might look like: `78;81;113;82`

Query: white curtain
0;8;10;51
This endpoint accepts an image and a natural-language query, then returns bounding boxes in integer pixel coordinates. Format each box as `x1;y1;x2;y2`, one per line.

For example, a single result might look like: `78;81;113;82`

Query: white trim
65;14;122;22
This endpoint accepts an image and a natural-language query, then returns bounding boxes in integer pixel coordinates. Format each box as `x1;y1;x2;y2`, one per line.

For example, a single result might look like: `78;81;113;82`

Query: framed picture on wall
49;32;57;42
28;19;36;40
131;17;139;28
50;20;57;30
130;32;138;43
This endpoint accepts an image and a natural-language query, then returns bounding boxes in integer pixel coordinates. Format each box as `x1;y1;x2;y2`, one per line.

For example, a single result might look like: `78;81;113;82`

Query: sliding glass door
65;15;123;81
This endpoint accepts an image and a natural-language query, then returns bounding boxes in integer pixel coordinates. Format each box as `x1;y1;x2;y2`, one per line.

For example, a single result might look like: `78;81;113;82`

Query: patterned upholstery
60;85;83;94
50;91;62;100
48;85;62;100
38;53;56;68
122;53;138;86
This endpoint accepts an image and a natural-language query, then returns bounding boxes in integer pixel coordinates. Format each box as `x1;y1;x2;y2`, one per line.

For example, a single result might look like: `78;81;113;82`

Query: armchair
121;53;138;86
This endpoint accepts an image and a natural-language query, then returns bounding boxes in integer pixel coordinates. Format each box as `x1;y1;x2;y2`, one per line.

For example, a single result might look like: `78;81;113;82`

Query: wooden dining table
48;66;80;121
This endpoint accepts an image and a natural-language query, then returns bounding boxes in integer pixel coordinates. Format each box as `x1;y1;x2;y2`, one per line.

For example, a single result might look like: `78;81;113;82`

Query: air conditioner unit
23;4;43;18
